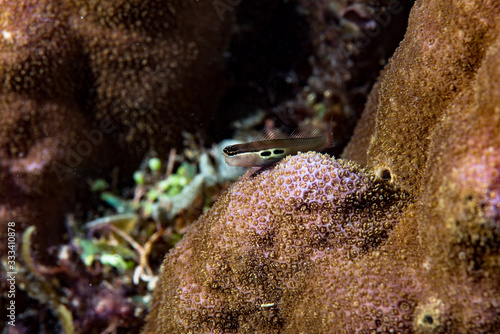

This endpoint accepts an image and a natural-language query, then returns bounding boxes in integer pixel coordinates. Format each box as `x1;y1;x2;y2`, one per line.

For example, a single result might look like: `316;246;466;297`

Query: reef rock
144;0;500;332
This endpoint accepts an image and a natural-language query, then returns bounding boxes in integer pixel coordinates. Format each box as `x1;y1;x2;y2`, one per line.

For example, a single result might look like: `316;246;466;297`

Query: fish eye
223;146;238;156
260;151;272;157
273;149;285;155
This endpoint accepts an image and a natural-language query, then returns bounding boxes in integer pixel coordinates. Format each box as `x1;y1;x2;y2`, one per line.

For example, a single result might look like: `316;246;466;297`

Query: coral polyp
142;152;412;333
143;0;500;332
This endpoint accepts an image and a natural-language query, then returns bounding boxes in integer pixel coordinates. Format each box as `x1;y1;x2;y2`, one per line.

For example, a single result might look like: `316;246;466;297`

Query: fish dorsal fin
290;124;323;139
253;128;288;141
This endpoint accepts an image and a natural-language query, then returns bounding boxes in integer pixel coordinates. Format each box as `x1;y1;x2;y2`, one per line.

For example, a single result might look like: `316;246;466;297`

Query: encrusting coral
414;27;500;333
72;0;232;158
144;0;500;332
350;0;500;193
142;152;412;333
0;0;232;250
344;0;500;330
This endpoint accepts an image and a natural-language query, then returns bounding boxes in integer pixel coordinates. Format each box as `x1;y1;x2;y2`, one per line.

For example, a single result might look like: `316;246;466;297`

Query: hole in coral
423;315;433;324
260;151;272;157
379;168;392;182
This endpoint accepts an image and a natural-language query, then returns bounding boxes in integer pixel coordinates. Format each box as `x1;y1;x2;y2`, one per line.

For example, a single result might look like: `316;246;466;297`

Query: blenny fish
223;122;334;168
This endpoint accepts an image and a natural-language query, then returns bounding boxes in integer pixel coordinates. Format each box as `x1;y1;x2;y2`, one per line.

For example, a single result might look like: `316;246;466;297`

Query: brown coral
413;29;500;334
142;152;411;333
357;0;500;193
349;0;500;332
0;0;232;249
72;0;232;157
145;0;500;332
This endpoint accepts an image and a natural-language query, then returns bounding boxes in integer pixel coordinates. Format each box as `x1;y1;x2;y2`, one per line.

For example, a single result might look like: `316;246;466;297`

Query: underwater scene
1;0;500;333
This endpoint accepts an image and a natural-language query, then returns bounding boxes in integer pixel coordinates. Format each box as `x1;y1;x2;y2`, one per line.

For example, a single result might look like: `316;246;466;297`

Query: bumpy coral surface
145;0;500;332
142;152;411;333
413;30;500;334
0;0;231;249
351;0;500;193
348;0;500;332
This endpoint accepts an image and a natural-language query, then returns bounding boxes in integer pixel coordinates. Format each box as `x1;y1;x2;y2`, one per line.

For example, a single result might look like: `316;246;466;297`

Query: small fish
223;122;333;168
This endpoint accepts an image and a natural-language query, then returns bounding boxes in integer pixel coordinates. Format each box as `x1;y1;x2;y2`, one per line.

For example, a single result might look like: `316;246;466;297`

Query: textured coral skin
143;152;411;333
145;0;500;332
414;32;500;333
342;77;382;166
0;0;231;248
71;0;231;157
362;0;500;194
0;94;88;248
348;0;500;332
